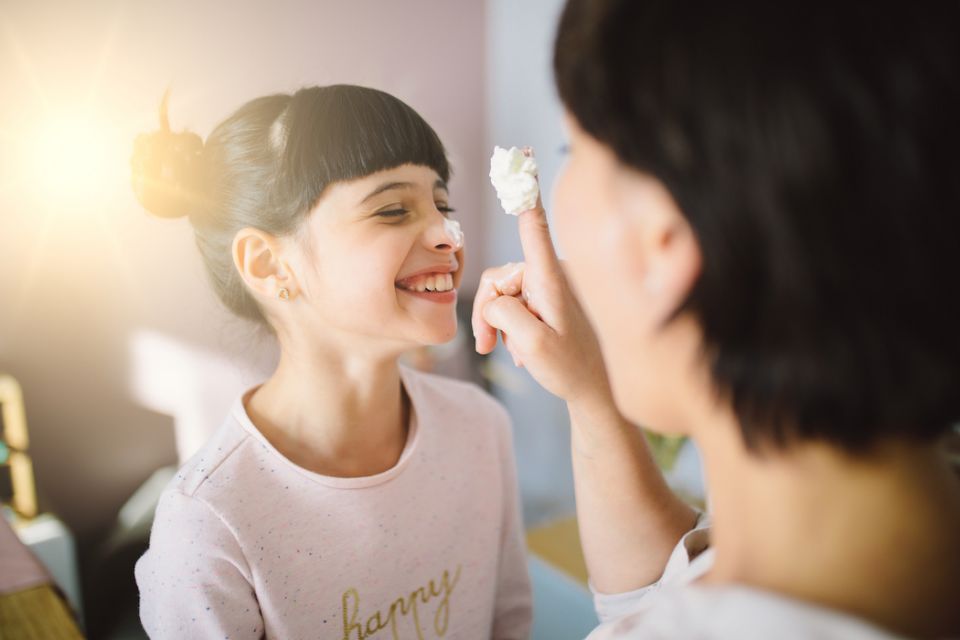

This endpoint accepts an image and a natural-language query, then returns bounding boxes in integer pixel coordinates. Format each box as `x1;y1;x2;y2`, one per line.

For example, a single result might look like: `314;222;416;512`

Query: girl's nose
430;217;464;252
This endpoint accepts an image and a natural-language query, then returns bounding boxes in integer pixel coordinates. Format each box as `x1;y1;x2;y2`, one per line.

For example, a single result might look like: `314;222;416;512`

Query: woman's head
133;85;464;351
552;1;960;453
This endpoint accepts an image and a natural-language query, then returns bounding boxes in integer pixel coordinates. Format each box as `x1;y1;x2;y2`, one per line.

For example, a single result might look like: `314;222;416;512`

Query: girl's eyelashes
374;203;455;219
377;208;408;218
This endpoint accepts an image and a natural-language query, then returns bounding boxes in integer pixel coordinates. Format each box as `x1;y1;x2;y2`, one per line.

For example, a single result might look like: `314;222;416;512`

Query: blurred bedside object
0;512;85;639
1;373;84;627
7;511;84;628
0;374;38;519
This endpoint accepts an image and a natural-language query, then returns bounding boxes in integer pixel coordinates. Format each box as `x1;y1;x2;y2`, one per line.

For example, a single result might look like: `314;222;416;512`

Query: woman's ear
645;213;701;323
616;172;702;325
232;227;298;301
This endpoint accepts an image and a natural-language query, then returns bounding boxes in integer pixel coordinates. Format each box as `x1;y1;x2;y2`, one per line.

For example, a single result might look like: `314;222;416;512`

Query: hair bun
131;90;204;219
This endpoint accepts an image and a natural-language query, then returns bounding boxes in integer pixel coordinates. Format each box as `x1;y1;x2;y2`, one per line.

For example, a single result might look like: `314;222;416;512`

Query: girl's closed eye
376;203;456;220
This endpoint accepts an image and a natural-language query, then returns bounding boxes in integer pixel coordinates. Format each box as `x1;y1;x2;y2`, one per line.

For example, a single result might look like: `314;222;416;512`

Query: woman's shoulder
590;584;905;640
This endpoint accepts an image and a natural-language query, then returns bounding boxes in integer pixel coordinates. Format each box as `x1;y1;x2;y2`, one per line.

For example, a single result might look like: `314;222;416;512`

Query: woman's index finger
517;202;562;277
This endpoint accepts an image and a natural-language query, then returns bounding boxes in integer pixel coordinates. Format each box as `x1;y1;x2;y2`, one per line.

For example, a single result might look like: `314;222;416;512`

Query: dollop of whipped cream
489;146;539;215
443;218;464;250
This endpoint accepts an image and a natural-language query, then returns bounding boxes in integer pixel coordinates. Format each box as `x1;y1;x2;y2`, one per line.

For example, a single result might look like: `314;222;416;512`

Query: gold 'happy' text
341;565;462;640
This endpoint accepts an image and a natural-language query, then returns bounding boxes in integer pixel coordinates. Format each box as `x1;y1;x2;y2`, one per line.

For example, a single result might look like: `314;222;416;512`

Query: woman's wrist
566;388;640;455
567;390;617;424
565;366;619;421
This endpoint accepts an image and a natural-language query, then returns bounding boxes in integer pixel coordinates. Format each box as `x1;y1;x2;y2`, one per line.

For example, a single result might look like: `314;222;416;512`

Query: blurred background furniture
1;374;38;519
0;514;84;639
1;374;84;629
9;512;84;627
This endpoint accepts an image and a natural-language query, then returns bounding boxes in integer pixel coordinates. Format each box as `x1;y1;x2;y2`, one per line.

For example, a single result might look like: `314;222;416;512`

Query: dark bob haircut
554;1;960;453
132;85;450;323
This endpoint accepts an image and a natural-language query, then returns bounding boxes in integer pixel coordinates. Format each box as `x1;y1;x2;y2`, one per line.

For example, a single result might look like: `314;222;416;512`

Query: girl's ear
232;227;298;301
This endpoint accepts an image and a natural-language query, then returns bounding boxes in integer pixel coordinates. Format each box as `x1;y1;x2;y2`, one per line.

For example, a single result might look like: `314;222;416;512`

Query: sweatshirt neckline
231;365;423;489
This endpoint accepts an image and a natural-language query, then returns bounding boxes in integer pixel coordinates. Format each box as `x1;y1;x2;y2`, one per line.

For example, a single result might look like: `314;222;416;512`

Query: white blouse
587;516;907;640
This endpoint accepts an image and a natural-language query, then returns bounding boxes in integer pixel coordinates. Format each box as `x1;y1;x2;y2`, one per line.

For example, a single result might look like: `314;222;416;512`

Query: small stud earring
277;287;290;300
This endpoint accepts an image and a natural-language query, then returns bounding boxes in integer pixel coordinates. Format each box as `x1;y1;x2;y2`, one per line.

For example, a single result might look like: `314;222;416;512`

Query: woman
474;2;960;638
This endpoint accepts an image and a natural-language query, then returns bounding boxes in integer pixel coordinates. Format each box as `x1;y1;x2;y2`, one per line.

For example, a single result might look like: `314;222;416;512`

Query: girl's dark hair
131;84;450;323
554;1;960;453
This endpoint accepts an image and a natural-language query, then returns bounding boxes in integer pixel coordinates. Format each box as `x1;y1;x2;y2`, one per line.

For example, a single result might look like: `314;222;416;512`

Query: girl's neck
696;417;960;638
246;339;410;478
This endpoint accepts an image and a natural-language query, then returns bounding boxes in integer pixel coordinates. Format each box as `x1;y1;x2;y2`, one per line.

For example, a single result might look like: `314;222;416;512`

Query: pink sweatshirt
135;366;532;639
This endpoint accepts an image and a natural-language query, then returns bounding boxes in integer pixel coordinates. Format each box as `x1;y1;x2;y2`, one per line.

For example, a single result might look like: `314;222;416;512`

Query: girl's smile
395;260;459;304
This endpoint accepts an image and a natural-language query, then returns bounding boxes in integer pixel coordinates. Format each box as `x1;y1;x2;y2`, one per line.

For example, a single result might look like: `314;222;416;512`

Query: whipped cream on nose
443;218;464;250
489;146;539;215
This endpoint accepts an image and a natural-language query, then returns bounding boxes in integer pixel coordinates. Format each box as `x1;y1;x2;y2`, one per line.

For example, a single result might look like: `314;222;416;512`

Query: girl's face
285;164;464;352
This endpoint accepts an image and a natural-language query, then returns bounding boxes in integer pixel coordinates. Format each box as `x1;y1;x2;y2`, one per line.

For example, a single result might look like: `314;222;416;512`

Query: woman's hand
472;196;697;594
471;198;611;409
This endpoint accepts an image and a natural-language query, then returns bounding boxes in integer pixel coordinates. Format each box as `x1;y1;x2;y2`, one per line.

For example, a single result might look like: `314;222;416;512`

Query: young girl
131;85;531;639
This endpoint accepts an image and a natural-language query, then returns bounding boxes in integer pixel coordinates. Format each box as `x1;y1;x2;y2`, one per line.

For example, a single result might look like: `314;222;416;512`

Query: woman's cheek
554;161;605;298
552;164;577;264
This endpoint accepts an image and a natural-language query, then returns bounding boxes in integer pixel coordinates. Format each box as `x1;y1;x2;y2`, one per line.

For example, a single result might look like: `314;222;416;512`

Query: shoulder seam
182;427;252;496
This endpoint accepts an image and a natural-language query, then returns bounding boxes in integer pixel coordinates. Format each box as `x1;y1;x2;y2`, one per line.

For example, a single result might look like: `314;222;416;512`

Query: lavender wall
0;0;486;538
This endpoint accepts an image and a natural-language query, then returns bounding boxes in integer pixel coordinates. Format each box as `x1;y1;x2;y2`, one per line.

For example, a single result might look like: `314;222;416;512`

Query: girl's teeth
399;273;455;292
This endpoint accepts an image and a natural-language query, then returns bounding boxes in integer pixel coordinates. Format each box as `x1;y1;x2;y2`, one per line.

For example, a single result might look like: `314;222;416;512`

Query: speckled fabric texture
136;365;531;639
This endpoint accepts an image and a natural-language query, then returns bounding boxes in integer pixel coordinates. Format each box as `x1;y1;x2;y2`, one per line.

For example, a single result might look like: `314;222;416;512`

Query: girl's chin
412;320;459;348
421;325;459;346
